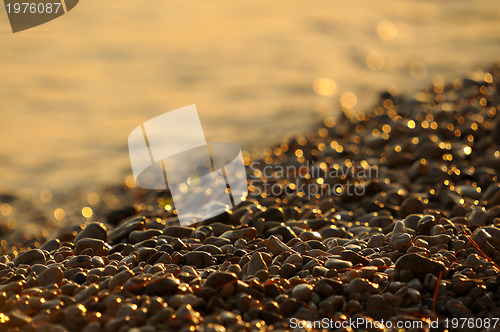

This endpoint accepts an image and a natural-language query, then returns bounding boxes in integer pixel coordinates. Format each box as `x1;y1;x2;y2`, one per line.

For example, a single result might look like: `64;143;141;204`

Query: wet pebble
14;249;46;266
36;266;63;287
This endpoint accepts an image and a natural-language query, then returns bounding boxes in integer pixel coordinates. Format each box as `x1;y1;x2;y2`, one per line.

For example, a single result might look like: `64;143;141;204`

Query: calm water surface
1;0;500;196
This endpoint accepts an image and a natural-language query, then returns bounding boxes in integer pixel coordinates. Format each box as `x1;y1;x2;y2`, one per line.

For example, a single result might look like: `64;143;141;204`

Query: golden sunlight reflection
54;208;65;220
377;20;397;40
87;192;100;205
324;117;335;128
366;51;385;70
0;204;12;216
410;61;428;79
40;189;53;203
313;78;337;96
341;92;358;109
82;207;93;218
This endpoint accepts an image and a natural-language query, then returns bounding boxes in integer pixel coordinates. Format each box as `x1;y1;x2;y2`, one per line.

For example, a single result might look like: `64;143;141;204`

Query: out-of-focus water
1;0;500;196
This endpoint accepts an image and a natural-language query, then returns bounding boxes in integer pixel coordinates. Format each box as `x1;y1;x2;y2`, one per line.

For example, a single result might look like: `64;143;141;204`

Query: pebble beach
1;64;500;331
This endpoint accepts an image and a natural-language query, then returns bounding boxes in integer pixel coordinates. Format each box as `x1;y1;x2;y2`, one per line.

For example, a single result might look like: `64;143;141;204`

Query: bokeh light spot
313;78;337;96
341;92;357;109
377;20;397;40
410;61;427;79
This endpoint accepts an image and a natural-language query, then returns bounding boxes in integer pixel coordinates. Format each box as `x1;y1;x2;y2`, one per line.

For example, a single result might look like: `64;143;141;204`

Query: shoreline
0;63;500;330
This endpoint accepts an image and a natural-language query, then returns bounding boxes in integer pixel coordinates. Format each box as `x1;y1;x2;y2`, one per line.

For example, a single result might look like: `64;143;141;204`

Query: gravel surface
1;64;500;331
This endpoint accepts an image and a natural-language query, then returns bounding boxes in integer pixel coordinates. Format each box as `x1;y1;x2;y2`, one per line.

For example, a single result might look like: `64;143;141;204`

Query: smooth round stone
414;234;451;246
392;221;407;234
65;255;93;269
313;279;342;297
204;272;237;290
291;283;313;302
446;299;474;318
407;288;421;303
220;228;257;242
74;222;108;243
39;239;61;252
283;253;302;265
359;266;377;279
14;249;46;266
108;269;134;289
108;217;145;244
299;231;322;242
369;215;394;231
31;264;48;275
452;273;474;294
255;269;269;281
325;258;352;270
91;256;105;268
280;263;296;278
403;214;423;231
36;266;63;287
254;207;286;223
247;252;268;276
464;254;484;267
430;224;446;235
340;250;370;266
456;184;482;199
343;244;361;252
183;251;215;268
129;230;162;244
312;266;328;277
365;295;393;320
399;196;425;218
346;278;367;294
279;298;299;317
483;183;500;201
162;226;194;238
305;240;326;251
265;225;297;243
103;264;118;276
414;238;429;248
73;271;87;284
204;237;232;247
395;253;446;276
266;236;295;256
320;226;350;239
367;234;385;248
75;238;109;256
134;239;157;249
390;233;412;251
467;208;488;227
345;300;363;314
193;244;223;256
74;284;99;302
227;264;242;277
210;223;235;237
416;215;437;235
154;253;174;265
144;276;180;295
472;228;500;262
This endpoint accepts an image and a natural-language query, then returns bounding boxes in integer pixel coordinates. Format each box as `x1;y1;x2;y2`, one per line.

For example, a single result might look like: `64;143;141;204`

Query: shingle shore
1;65;500;331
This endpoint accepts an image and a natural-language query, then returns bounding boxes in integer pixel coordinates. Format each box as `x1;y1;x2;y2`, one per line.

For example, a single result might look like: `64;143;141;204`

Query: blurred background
1;0;500;197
